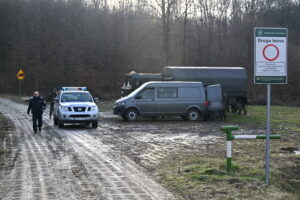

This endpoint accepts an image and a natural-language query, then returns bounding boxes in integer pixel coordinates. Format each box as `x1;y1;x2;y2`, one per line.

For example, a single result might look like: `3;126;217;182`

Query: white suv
53;87;99;128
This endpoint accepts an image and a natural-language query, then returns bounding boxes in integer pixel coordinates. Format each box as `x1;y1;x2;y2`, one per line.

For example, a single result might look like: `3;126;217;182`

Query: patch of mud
97;112;229;173
281;147;298;153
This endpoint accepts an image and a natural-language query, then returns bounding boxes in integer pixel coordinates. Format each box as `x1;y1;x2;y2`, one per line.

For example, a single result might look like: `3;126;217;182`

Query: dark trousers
32;114;43;131
49;103;54;118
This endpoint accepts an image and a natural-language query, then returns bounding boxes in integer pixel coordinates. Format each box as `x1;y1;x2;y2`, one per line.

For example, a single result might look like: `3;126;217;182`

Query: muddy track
97;115;227;170
0;97;176;200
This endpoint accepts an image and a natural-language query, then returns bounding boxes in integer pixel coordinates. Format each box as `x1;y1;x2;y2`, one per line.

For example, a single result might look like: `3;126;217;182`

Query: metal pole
265;84;271;184
226;140;232;172
19;80;22;96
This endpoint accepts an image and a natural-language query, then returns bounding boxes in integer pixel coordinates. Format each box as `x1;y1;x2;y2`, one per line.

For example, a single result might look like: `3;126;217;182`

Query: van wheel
58;120;64;128
186;109;200;121
53;116;58;125
125;108;139;121
92;121;98;128
121;114;126;120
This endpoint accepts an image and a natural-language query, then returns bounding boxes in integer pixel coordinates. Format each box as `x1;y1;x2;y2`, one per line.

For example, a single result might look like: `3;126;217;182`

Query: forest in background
0;0;300;104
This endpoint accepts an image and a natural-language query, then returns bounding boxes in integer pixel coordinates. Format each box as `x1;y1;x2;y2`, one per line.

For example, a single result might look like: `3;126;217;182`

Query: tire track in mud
0;97;176;200
0;102;64;200
59;129;168;200
0;99;108;200
0;112;23;200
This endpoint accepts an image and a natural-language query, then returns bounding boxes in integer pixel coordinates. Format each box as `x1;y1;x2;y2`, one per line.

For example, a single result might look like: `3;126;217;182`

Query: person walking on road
46;88;58;119
27;91;46;133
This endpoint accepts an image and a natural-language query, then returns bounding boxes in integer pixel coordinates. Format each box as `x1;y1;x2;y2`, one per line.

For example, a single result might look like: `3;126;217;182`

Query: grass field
228;106;300;132
158;106;300;199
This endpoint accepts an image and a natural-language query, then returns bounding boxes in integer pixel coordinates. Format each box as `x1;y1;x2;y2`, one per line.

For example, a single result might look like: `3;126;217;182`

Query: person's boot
34;129;37;133
38;127;41;132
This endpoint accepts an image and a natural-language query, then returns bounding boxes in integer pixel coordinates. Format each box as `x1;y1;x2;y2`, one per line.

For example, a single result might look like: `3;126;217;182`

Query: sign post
254;27;288;184
16;69;25;96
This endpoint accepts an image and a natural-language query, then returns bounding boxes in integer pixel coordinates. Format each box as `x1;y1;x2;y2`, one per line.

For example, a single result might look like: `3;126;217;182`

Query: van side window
137;88;155;99
178;88;201;98
158;88;178;98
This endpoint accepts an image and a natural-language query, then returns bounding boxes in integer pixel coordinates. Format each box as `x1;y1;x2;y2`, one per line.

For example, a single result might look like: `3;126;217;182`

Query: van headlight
60;106;69;112
91;106;98;112
115;102;125;106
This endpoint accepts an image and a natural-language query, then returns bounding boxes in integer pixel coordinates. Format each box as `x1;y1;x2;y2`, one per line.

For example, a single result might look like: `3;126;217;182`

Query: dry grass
157;106;300;200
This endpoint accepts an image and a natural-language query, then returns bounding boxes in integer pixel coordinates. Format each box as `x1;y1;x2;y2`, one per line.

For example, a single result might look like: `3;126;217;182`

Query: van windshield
127;82;148;97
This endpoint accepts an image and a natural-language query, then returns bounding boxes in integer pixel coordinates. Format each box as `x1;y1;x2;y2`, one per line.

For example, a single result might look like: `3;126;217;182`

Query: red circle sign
263;44;279;61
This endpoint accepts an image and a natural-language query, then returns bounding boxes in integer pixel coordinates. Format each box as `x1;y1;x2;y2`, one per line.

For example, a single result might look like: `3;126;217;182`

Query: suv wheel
186;108;200;121
53;116;58;125
58;120;64;128
92;121;98;128
125;108;139;121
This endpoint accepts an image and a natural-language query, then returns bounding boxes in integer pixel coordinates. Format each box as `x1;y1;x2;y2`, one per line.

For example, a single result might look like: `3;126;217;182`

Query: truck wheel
53;116;58;125
92;121;98;128
125;108;139;121
186;108;200;121
58;120;64;128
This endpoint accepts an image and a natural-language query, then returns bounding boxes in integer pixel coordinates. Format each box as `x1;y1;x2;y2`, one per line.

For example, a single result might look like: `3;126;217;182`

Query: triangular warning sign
16;69;25;80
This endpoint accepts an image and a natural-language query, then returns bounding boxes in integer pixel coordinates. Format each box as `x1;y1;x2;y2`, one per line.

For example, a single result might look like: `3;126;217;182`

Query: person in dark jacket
27;91;46;133
46;88;57;119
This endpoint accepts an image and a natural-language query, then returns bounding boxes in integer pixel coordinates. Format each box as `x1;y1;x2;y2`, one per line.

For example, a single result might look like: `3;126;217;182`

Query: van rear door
207;84;224;112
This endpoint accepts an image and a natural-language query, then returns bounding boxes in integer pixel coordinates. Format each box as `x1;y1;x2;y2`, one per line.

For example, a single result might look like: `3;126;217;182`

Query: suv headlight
91;106;98;112
60;106;69;112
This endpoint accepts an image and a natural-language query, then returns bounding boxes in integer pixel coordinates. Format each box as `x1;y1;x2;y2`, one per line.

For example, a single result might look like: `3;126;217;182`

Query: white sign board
254;28;288;84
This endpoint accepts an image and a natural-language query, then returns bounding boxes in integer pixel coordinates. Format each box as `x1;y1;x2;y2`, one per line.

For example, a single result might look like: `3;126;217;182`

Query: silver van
113;82;209;121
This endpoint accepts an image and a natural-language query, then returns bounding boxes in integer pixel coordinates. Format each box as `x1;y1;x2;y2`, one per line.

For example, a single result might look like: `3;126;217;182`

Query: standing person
27;91;46;133
46;88;58;119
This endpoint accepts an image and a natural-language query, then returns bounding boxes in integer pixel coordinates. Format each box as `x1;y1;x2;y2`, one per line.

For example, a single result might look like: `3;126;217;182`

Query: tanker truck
121;66;248;113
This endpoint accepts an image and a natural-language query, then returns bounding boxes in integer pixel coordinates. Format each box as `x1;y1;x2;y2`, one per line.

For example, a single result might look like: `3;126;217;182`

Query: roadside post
254;27;288;184
220;126;281;173
16;69;25;96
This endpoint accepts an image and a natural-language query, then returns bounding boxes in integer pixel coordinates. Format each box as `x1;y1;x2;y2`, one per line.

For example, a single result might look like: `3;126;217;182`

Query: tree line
0;0;299;105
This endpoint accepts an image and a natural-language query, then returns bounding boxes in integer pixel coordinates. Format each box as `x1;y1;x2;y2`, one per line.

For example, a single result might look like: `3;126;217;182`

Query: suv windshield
60;92;93;102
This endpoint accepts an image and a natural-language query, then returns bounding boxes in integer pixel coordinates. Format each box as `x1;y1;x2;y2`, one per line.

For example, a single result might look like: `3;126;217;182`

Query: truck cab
53;87;99;128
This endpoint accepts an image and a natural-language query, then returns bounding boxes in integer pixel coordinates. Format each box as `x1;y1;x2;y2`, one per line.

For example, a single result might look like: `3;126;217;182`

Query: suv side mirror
54;98;59;102
94;97;99;103
135;95;141;99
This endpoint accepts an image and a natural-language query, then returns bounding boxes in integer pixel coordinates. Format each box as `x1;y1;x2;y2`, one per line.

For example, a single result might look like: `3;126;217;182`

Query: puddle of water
294;151;300;155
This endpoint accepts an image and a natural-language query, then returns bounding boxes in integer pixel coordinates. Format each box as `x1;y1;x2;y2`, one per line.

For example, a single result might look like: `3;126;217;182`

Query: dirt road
0;97;178;200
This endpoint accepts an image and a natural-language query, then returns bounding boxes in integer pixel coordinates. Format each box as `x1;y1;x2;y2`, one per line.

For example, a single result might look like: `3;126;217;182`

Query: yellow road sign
16;69;25;80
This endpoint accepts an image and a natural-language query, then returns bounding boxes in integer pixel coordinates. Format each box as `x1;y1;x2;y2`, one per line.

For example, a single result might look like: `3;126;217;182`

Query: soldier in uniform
27;91;46;133
46;88;58;119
